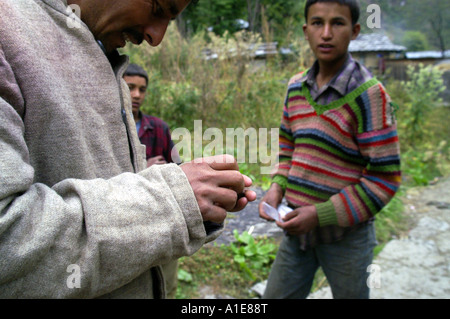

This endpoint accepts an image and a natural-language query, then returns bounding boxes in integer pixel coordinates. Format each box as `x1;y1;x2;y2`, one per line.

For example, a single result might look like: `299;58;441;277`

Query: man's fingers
231;189;257;212
197;154;239;171
213;170;246;194
201;204;228;224
213;187;242;212
242;174;253;188
181;155;255;222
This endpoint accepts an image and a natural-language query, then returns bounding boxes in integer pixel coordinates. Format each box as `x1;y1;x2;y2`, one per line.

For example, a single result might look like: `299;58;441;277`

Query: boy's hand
276;205;319;235
259;183;283;221
181;155;256;224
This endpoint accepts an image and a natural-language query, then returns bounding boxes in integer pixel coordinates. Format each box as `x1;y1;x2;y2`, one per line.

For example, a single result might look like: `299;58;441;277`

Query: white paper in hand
262;202;293;222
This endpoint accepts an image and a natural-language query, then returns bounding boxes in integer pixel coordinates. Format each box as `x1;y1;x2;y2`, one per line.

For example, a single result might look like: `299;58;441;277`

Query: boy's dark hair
124;63;149;86
304;0;361;25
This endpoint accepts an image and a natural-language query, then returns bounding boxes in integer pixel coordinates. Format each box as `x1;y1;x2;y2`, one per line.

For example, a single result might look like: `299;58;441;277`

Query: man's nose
143;19;170;47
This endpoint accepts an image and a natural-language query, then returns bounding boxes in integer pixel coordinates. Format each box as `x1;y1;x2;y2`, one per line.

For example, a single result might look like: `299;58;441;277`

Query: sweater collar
301;53;354;97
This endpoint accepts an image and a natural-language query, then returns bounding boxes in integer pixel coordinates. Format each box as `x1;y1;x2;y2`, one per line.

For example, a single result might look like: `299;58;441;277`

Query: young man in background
124;63;181;167
260;0;401;299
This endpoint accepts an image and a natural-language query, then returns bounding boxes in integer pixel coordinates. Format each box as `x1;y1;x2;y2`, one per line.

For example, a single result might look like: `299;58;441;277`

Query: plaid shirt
137;112;179;164
294;54;375;250
300;53;373;105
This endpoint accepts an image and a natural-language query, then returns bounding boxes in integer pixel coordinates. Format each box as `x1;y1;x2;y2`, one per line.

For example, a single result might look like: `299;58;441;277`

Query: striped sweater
272;73;401;228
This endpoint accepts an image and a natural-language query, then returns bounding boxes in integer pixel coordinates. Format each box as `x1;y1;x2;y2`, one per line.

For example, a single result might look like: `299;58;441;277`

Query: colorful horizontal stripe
272;77;401;228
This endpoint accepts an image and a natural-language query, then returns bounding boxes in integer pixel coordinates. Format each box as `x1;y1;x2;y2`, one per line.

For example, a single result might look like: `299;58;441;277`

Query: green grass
175;184;415;299
176;237;278;299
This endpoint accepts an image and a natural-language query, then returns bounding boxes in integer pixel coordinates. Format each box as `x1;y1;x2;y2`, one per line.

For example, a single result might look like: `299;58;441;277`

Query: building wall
352;51;402;75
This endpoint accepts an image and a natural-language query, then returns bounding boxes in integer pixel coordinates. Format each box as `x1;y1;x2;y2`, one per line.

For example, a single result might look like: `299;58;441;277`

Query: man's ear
302;24;308;40
352;23;361;40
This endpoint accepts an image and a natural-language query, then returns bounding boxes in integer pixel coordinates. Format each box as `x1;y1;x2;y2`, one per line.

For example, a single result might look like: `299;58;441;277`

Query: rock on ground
308;177;450;299
211;187;284;246
205;178;450;299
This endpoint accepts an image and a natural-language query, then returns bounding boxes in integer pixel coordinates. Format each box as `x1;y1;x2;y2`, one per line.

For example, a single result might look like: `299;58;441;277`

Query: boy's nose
130;89;140;98
321;24;333;39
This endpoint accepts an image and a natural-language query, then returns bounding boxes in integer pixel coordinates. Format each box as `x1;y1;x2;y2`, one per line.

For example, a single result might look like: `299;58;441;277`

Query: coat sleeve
0;46;214;298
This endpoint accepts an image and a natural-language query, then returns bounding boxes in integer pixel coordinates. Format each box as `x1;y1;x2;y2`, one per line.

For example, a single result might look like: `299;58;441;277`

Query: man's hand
181;155;256;224
258;183;283;221
276;205;319;235
147;155;167;167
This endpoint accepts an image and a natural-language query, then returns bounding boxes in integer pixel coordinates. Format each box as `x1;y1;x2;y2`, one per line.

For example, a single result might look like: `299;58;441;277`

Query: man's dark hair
124;63;149;86
304;0;361;25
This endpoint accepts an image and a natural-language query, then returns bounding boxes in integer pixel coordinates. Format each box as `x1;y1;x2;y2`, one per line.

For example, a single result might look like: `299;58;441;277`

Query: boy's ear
302;24;308;40
352;23;361;40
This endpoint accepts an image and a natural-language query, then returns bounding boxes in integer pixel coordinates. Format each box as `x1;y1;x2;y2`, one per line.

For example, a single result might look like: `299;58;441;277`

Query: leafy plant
401;141;450;186
400;64;446;148
230;230;277;280
177;269;193;283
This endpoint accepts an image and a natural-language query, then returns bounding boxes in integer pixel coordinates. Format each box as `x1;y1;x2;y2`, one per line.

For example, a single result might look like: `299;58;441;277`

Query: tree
402;31;429;52
405;0;449;55
401;64;446;147
177;0;247;37
177;0;305;46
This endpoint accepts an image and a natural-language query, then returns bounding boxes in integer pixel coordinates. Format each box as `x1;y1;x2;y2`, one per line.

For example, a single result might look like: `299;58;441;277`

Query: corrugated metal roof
349;33;406;53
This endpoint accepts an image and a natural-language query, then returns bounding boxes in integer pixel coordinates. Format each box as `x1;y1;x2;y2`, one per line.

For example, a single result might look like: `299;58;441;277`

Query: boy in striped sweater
259;0;401;299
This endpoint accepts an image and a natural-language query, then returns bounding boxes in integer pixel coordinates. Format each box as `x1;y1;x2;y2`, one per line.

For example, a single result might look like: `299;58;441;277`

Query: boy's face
303;2;360;66
124;75;148;119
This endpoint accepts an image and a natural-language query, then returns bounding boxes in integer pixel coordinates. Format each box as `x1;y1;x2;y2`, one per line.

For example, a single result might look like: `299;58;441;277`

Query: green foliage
398;64;446;148
176;235;279;298
402;31;430;52
401;141;450;187
122;24;291;132
229;230;277;280
386;63;449;187
374;189;407;250
177;269;193;283
360;0;449;52
181;0;306;46
181;0;248;36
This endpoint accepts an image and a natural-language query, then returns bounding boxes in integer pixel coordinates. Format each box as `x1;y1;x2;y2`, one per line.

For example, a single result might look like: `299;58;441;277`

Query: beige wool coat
0;0;221;298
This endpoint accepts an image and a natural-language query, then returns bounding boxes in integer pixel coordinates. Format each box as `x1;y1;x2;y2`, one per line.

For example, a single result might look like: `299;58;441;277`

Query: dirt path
211;177;450;299
309;177;450;299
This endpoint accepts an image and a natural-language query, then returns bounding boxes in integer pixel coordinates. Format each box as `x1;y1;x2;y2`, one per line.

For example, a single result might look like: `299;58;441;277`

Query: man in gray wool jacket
0;0;256;298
